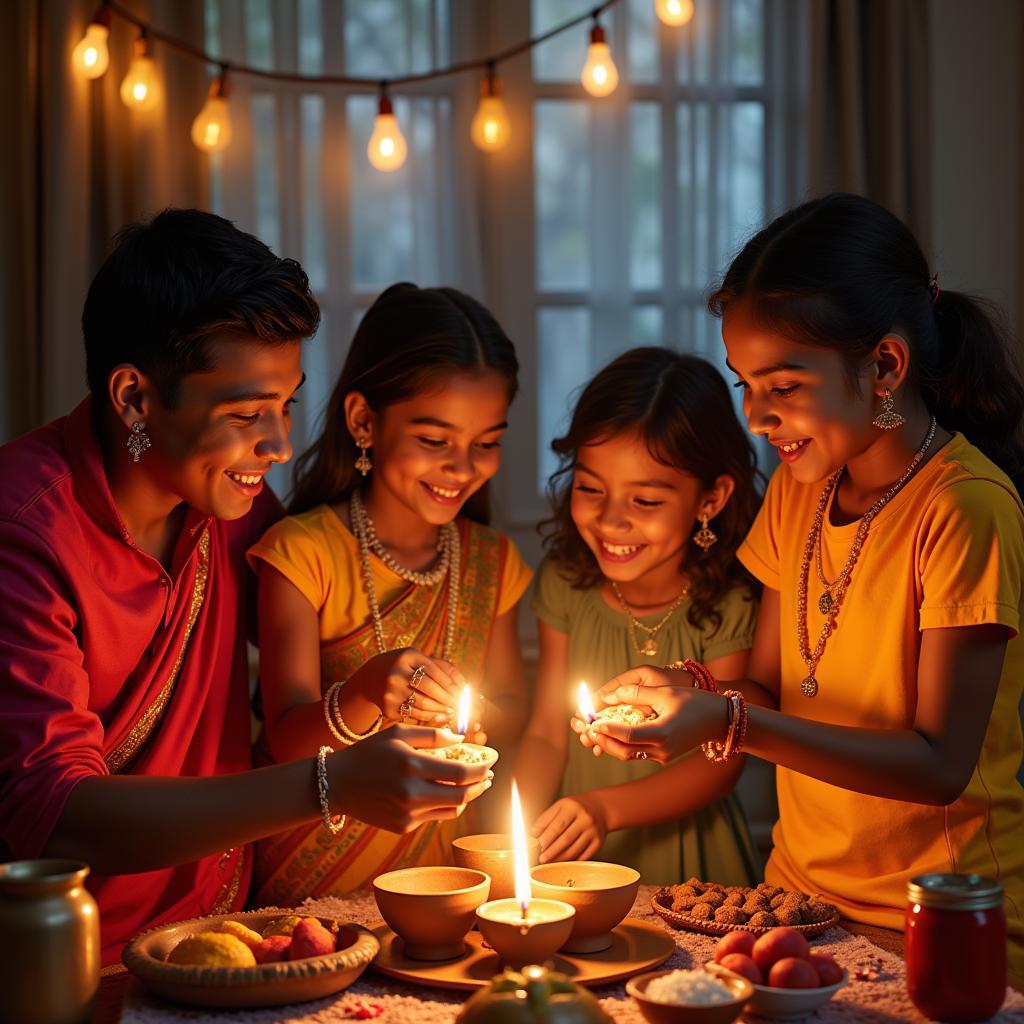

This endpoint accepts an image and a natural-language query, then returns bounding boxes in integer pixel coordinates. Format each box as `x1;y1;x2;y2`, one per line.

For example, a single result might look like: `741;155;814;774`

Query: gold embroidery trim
211;845;246;914
105;531;211;774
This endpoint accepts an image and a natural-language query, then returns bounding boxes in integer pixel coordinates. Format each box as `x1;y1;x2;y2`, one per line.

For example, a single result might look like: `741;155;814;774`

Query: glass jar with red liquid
905;873;1006;1021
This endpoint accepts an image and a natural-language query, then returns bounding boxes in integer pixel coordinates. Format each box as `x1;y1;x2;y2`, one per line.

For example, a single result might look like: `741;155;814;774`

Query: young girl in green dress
513;347;762;885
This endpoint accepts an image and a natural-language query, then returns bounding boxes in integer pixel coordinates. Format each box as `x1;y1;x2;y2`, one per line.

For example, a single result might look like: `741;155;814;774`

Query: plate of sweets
122;910;379;1008
651;879;839;937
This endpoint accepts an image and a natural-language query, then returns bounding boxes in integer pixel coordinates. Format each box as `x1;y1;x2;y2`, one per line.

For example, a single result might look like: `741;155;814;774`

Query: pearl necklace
610;580;690;657
349;489;460;661
797;417;937;697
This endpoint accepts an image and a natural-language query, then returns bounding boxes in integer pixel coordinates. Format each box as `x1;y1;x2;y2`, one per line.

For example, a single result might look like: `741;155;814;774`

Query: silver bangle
316;745;346;834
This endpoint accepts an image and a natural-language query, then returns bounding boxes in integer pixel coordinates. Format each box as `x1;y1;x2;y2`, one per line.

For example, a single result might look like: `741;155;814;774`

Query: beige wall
929;0;1023;338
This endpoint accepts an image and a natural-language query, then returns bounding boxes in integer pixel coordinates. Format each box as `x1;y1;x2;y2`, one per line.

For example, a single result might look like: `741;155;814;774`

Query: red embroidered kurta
0;398;280;965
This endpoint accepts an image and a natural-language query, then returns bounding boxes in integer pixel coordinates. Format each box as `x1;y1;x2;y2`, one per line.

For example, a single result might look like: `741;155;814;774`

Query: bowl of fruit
707;927;848;1021
122;911;379;1008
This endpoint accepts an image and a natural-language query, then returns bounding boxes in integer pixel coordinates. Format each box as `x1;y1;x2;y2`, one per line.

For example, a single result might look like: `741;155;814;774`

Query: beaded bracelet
322;682;351;746
326;680;384;743
666;659;746;764
316;745;347;834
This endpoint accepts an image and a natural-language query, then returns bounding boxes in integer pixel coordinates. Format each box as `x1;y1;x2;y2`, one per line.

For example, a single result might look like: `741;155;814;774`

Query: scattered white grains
644;969;734;1006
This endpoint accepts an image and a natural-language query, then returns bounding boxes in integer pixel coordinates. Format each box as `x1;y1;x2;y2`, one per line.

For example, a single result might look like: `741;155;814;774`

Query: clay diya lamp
373;866;490;961
531;861;641;953
422;684;499;771
475;781;575;967
452;834;541;901
577;682;655;738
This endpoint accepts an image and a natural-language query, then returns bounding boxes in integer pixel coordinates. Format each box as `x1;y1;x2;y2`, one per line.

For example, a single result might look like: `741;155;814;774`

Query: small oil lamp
475;781;575;965
423;684;498;769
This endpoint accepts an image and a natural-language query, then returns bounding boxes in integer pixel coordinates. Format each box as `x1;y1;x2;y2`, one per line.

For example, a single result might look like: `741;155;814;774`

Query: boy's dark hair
83;208;320;406
542;347;762;633
709;192;1024;493
289;282;519;525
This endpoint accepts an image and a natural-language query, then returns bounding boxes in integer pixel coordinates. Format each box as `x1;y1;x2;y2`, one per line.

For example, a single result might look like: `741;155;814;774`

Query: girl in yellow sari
248;283;532;905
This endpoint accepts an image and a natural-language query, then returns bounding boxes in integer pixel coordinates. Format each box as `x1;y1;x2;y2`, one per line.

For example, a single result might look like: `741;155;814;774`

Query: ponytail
923;289;1024;493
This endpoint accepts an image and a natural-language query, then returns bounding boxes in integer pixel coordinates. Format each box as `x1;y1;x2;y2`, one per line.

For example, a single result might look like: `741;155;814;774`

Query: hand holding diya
422;685;498;770
475;782;575;966
575;682;656;738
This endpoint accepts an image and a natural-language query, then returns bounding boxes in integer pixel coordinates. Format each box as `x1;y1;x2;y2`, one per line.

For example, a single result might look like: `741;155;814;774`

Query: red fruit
715;930;757;963
253;935;291;964
287;918;336;960
769;957;820;989
808;952;844;986
719;953;764;986
752;927;811;973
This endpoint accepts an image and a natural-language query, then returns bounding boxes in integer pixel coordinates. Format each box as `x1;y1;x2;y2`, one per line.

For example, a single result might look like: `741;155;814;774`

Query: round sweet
746;911;778;929
714;906;749;925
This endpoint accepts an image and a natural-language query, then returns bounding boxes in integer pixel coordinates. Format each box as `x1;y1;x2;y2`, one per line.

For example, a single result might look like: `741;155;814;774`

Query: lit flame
510;780;532;919
457;685;471;736
577;682;596;724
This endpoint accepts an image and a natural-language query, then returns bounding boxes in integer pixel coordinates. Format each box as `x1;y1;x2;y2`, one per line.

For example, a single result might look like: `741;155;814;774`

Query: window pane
298;0;322;73
632;306;663;346
678;0;712;84
245;0;274;70
627;0;659;83
344;1;409;77
630;103;661;289
724;101;764;253
730;0;763;85
300;95;326;292
678;102;712;289
533;0;607;83
535;101;591;291
251;94;280;253
538;308;592;493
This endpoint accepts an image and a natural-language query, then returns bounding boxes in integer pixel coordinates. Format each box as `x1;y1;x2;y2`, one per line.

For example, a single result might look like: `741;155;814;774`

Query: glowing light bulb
581;24;619;98
120;36;161;111
655;0;695;27
367;94;407;172
71;15;111;80
471;71;510;152
191;74;233;153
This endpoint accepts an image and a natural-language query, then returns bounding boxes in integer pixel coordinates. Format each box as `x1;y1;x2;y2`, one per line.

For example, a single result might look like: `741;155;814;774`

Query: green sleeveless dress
532;555;762;886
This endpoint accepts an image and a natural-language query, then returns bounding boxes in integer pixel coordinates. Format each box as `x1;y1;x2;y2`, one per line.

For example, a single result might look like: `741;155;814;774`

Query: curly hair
541;347;762;633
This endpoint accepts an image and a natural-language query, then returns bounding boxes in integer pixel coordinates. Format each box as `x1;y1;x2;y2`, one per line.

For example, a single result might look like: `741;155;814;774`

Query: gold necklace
610;580;689;657
349;490;460;660
797;417;937;697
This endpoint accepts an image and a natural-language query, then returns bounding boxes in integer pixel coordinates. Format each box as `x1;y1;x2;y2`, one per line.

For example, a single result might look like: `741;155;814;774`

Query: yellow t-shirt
738;433;1024;971
247;503;532;642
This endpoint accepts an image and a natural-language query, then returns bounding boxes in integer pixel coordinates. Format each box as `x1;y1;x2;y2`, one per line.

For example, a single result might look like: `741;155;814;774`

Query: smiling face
141;336;303;519
722;300;880;483
569;430;712;590
360;370;510;528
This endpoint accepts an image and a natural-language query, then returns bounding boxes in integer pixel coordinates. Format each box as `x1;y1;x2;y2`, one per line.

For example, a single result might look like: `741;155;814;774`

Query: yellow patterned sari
252;518;503;905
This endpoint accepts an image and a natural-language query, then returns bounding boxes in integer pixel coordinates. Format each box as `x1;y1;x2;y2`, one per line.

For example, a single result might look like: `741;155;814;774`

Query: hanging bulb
71;7;112;80
120;33;161;111
470;67;510;152
191;70;233;152
581;22;619;97
655;0;695;27
367;88;407;172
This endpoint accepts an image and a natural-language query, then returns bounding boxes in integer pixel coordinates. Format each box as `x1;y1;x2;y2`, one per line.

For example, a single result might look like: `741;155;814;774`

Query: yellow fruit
218;920;264;949
167;931;257;967
261;914;303;938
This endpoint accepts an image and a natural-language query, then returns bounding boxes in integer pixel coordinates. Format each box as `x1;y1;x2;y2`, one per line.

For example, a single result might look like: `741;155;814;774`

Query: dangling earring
872;387;906;430
354;436;373;476
126;421;151;463
693;508;717;551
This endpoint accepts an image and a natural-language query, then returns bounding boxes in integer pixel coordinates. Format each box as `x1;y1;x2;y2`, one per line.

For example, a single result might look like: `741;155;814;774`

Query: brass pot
0;859;100;1024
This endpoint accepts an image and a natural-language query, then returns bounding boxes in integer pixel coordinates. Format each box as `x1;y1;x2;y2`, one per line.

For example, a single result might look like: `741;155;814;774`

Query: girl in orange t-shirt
578;194;1024;979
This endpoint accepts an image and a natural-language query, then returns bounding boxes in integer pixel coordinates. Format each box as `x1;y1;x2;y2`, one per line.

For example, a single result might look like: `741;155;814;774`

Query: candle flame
577;682;597;724
510;780;532;918
457;685;471;736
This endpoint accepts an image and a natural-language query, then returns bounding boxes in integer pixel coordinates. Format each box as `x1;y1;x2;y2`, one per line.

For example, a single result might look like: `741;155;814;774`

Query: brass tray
650;890;840;938
369;917;674;991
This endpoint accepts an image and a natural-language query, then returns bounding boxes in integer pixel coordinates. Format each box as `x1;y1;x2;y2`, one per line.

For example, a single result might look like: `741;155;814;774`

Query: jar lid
907;873;1004;911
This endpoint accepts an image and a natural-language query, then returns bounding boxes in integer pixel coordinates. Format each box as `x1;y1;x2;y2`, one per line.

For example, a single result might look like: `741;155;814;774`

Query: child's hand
347;648;464;725
532;795;608;863
570;714;603;756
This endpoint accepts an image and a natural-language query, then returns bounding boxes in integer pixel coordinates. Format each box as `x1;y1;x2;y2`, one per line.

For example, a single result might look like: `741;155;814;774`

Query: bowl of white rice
627;967;753;1024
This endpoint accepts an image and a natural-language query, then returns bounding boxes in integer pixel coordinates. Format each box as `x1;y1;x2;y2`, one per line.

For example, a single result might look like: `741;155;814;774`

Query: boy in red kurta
0;210;493;964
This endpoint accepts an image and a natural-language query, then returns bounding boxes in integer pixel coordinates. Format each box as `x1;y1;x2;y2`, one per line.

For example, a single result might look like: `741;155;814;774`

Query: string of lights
71;0;696;169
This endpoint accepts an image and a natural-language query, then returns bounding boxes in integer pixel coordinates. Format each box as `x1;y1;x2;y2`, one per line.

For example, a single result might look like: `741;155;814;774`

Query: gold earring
872;388;906;430
354;436;373;476
693;509;717;551
126;421;151;463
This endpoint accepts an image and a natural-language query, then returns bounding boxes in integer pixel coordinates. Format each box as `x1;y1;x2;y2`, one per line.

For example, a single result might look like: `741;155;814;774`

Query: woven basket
650;888;840;938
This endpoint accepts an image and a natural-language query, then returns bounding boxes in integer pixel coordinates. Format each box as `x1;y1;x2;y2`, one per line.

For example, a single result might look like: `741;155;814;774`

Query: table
101;887;1024;1023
